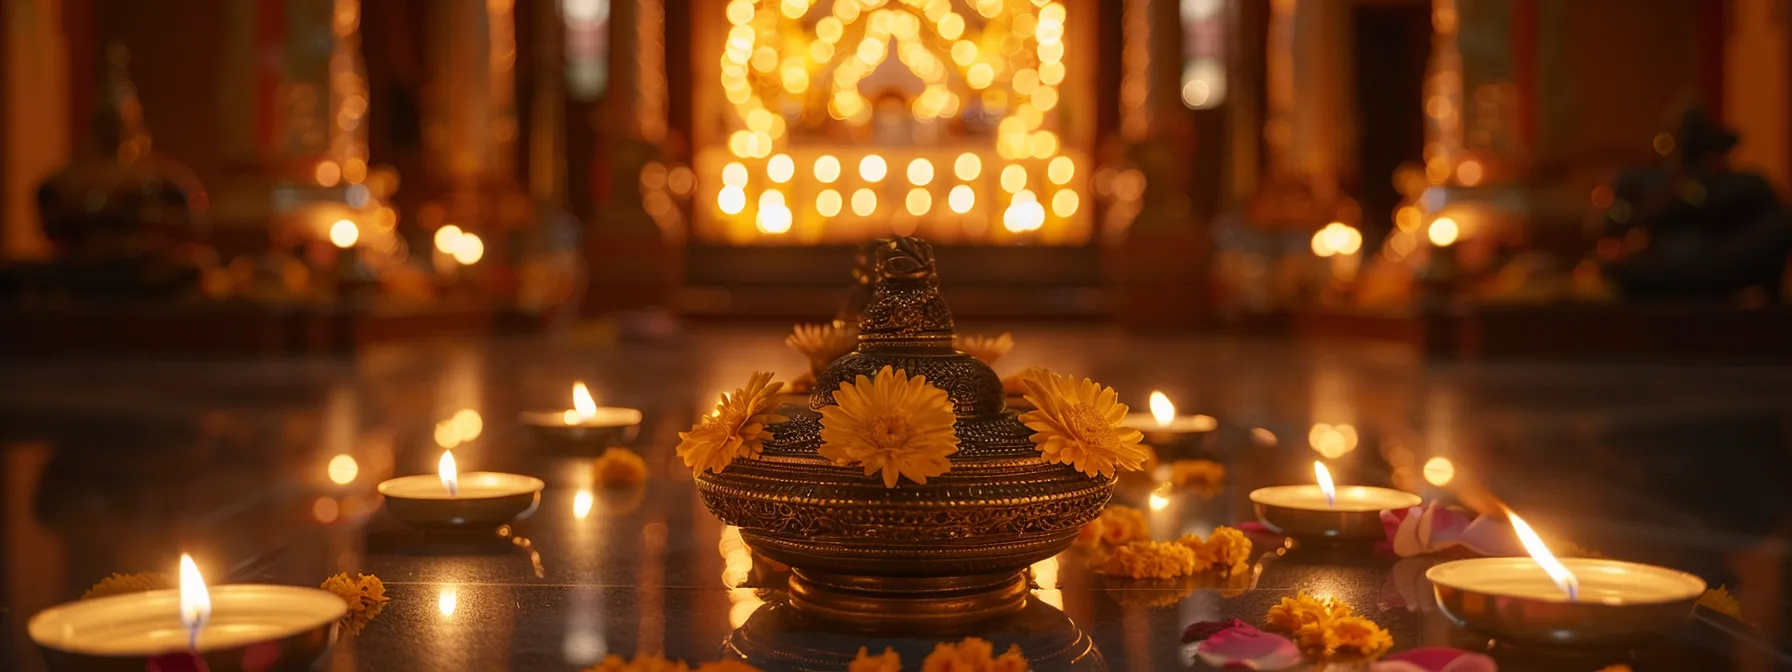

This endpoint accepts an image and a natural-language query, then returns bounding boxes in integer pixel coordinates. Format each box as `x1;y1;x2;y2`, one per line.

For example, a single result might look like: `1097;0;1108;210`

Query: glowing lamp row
720;154;1076;190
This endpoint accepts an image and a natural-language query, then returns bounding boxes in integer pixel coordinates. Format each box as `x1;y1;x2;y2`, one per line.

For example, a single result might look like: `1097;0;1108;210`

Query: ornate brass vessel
697;237;1113;626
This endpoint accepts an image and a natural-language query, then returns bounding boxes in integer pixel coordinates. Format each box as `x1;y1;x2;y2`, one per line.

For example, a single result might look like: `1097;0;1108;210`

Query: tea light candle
1250;462;1421;539
1427;511;1706;646
1120;391;1219;436
378;449;544;527
520;382;642;449
28;555;344;664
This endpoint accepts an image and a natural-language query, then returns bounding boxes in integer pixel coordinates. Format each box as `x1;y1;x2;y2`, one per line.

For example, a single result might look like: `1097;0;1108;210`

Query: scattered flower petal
593;448;649;487
849;646;902;672
1183;617;1250;643
1370;648;1498;672
1195;622;1304;670
1101;541;1198;579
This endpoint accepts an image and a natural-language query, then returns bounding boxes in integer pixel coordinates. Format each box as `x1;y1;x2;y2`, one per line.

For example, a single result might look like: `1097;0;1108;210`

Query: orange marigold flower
1101;541;1198;580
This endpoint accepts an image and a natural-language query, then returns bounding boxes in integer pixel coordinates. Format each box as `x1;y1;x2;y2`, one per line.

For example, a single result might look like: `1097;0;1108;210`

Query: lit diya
1427;511;1705;647
1250;461;1421;539
29;555;344;671
1120;392;1218;450
378;449;543;528
519;382;643;448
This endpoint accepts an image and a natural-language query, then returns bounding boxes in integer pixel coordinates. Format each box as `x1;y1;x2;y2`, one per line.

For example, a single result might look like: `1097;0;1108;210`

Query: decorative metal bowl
1427;557;1705;648
697;237;1113;625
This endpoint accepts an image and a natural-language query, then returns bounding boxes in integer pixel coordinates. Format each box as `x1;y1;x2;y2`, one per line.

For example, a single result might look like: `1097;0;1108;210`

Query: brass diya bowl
1250;486;1420;541
1427;557;1706;648
378;474;544;528
699;409;1112;628
517;409;641;451
29;586;344;672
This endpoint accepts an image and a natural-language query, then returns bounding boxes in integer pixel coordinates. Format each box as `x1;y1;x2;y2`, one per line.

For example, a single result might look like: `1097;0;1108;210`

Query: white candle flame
1508;511;1579;601
573;489;594;519
439;450;459;498
178;554;210;649
1314;461;1337;508
572;382;597;419
1149;391;1175;428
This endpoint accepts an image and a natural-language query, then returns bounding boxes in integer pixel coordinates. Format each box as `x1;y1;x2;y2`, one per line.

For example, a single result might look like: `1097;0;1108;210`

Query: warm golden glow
1508;511;1580;600
907;158;934;186
817;189;843;216
718;185;747;214
1149;391;1175;427
1423;457;1455;486
1314;461;1336;508
329;219;359;248
1047;156;1075;185
814;155;841;183
449;232;484;265
437;588;458;616
1000;164;1027;192
757;205;793;233
1309;423;1358;459
948;185;975;213
906;188;932;215
851;188;877;216
315;161;342;187
451;233;484;265
859;155;888;181
573;489;594;519
1051;190;1079;217
178;554;211;635
954;153;982;180
1148;482;1171;511
1429;217;1460;247
1456;159;1484;186
434;225;463;254
327;454;359;485
1395;206;1422;231
767;154;795;183
722;161;748;187
967;63;994;89
572;382;597;418
439;450;459;497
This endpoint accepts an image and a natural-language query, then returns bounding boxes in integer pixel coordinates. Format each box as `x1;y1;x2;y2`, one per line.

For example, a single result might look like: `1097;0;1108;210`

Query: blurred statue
27;44;211;301
1599;106;1792;300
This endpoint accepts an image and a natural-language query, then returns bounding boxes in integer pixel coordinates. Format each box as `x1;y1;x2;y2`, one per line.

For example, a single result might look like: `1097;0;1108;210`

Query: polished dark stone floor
3;325;1791;670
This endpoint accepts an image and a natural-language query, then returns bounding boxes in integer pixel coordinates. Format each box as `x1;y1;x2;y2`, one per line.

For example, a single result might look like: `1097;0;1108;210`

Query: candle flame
1314;461;1337;508
439;450;459;497
1149;391;1175;427
572;382;597;418
438;588;458;617
1148;482;1172;511
1508;511;1579;600
178;554;210;647
573;489;594;519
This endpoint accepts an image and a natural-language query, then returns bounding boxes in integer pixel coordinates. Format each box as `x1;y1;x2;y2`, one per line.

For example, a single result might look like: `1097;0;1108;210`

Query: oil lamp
520;382;642;448
378;449;543;528
28;554;344;670
1250;461;1422;539
1427;511;1706;646
1119;392;1217;453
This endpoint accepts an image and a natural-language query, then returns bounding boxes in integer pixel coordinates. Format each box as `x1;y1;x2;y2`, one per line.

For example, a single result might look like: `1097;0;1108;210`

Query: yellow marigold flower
1018;368;1149;478
848;647;902;672
954;332;1014;365
1168;459;1226;487
1294;618;1342;655
677;372;787;476
819;365;960;488
592;448;649;487
82;572;175;600
1265;592;1352;633
320;572;390;636
787;322;857;375
1175;533;1220;573
1204;526;1253;568
919;638;1029;672
1700;585;1744;621
1330;615;1394;656
583;653;692;672
1098;505;1150;546
1102;541;1198;580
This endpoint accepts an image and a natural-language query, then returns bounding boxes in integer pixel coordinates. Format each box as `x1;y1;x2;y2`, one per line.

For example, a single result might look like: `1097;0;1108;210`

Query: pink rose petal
1417;502;1473;551
1195;623;1303;670
1184;617;1251;643
1381;506;1415;548
146;653;209;672
1458;516;1524;557
1371;648;1498;672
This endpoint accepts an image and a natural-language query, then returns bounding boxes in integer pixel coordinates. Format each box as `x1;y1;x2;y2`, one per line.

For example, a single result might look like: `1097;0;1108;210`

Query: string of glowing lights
712;0;1079;237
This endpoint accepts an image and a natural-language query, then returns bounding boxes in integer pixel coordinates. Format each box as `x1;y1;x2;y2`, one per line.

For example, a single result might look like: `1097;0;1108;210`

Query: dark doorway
1351;2;1432;247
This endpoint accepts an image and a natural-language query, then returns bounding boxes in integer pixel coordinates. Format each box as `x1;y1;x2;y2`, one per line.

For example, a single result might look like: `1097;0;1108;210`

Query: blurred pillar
582;0;679;315
2;0;68;260
1108;0;1212;330
419;0;529;291
1725;0;1790;192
